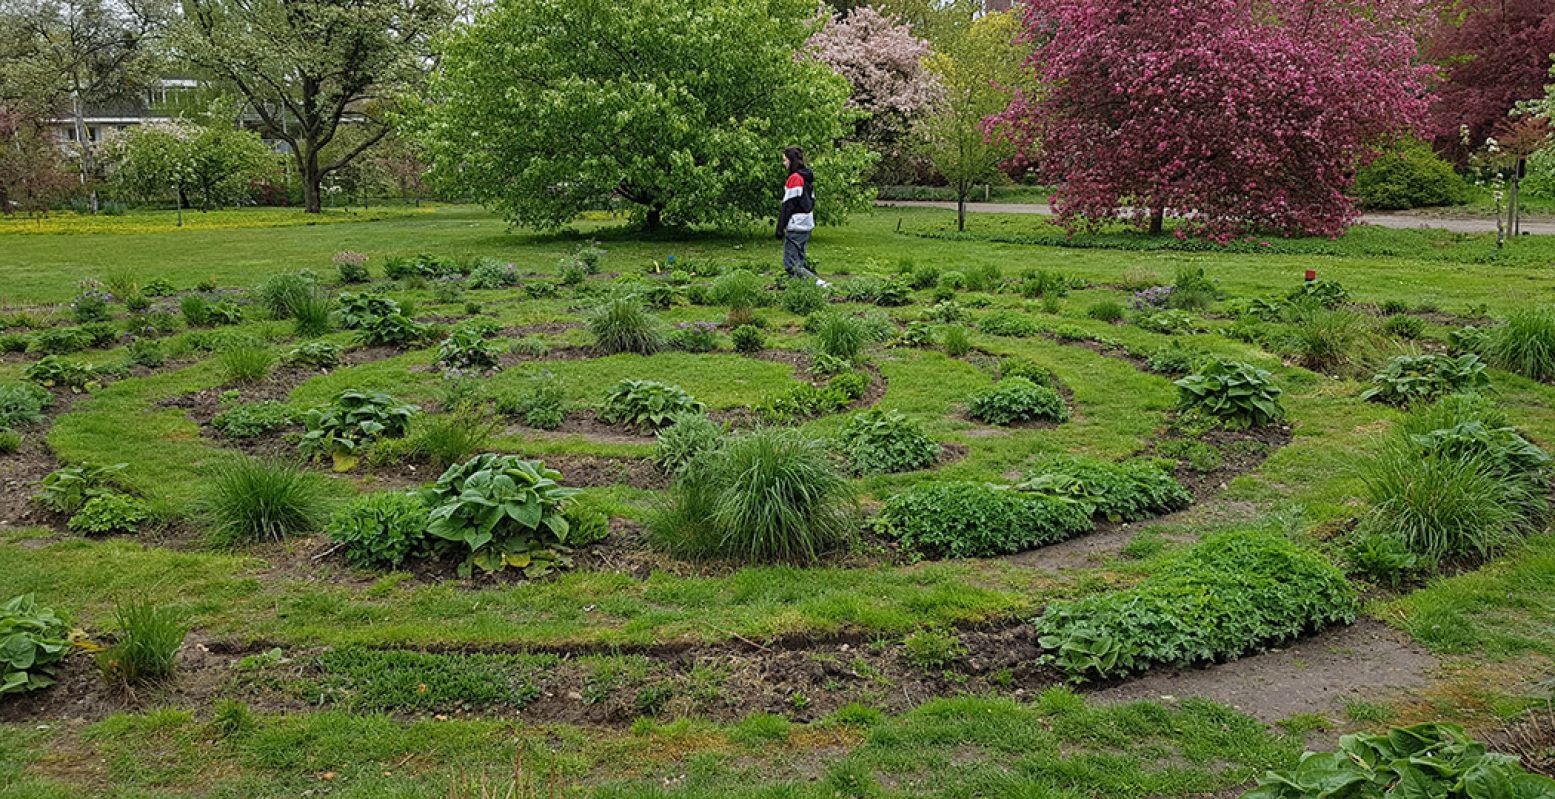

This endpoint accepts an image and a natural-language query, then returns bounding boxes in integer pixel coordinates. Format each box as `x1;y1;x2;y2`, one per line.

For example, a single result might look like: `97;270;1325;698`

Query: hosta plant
286;341;342;369
0;594;72;695
337;293;405;329
0;382;52;429
421;454;580;577
437;326;501;371
835;409;940;475
1360;353;1489;406
36;463;127;515
600;380;705;430
299;390;420;471
24;356;98;391
1174;359;1283;428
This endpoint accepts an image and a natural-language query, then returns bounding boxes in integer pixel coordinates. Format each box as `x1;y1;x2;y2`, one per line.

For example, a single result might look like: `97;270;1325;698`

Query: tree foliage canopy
107;120;276;209
996;0;1433;240
418;0;874;230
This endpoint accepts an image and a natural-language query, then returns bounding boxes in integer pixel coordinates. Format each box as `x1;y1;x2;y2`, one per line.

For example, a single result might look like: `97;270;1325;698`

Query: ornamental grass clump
1487;305;1555;383
589;296;663;354
201;458;333;544
653;428;858;564
98;600;187;686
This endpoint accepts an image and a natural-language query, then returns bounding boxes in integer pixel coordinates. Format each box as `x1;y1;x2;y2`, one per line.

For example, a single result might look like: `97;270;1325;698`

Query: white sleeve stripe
783;185;803;202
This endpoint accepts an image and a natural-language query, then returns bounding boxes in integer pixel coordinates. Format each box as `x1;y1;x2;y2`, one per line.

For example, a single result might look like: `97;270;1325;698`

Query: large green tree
419;0;874;230
107;119;275;218
174;0;452;213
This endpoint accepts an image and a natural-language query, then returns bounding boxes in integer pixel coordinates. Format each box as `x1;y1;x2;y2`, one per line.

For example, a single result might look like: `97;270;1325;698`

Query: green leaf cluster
1;594;72;696
835;408;940;476
300;389;420;470
880;481;1092;559
1361;354;1489;406
601;380;705;430
1016;455;1191;523
421;454;580;577
967;377;1068;426
1174;359;1284;428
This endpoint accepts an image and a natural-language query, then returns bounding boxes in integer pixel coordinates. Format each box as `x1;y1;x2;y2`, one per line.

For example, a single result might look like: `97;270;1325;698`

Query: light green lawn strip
1382;534;1555;660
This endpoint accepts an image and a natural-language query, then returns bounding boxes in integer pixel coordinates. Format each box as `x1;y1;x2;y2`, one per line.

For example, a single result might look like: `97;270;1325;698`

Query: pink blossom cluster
993;0;1435;240
807;7;940;154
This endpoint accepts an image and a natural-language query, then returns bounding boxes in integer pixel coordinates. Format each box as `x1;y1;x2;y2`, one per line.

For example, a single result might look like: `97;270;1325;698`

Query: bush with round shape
653;428;857;564
1034;531;1357;681
256;271;320;319
589;296;663;355
835;409;939;476
202;458;332;544
601;380;705;430
730;324;764;353
967;377;1068;426
468;258;520;289
299;389;420;471
289;290;334;338
879;481;1092;559
67;493;151;535
218;343;276;384
1174;359;1283;428
996;358;1051;385
653;413;724;475
333;251;370;283
1487;306;1555;383
1283;305;1370;371
0;594;71;695
668;321;721;353
436;326;501;370
421;454;580;577
98;600;186;686
1353;136;1471;210
328;491;431;569
286;341;342;370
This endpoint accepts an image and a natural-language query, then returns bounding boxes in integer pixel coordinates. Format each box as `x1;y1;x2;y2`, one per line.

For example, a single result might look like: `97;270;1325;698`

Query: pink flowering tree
993;0;1433;240
809;6;940;182
1425;0;1555;164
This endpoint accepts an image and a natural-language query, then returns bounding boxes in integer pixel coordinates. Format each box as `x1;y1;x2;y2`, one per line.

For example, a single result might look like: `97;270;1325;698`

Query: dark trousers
783;230;817;281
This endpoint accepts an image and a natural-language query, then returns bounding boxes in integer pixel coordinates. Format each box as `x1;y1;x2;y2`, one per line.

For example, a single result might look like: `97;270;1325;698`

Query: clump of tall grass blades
653;428;858;563
812;311;868;362
201;459;332;544
98;600;187;685
589;296;663;355
1487;306;1555;383
1285;306;1371;372
218;343;275;384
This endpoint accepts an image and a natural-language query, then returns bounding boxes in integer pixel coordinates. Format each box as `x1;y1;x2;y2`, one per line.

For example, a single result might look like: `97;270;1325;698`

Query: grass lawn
2;204;1553;796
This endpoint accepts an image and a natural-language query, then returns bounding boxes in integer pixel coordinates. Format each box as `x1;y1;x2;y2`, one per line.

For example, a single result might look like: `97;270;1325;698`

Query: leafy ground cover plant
212;401;298;439
300;389;420;471
654;413;724;475
1;594;72;695
66;493;151;535
1360;353;1489;405
1486;305;1555;383
98;600;186;686
27;325;95;355
467;258;519;289
285;341;342;369
835;408;940;475
589;296;663;354
780;279;828;316
668;321;721;353
1035;531;1357;680
1242;723;1555;798
328;491;431;570
1134;309;1198;335
493;372;568;430
0;381;52;429
967;377;1069;426
36;463;127;515
879;481;1092;559
336;293;404;329
902;629;966;669
24;355;98;390
1016;456;1191;523
600;380;705;430
201;458;332;543
436;326;501;371
653;428;857;563
731;324;764;353
1175;359;1284;428
1287;278;1349;308
357;311;430;347
421;454;580;577
978;310;1039;338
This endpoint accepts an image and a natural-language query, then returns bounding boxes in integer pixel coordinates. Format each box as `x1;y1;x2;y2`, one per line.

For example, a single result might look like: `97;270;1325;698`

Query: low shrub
333;251;370;283
879;481;1091;558
924;300;965;324
835;409;939;476
1242;723;1553;799
873;277;912;307
668;321;721;353
124;338;165;368
711;269;764;326
202;459;332;543
290;290;334;338
27;326;94;355
1016;456;1191;523
731;324;764;353
357;311;430;348
285;341;342;369
1287;278;1350;309
894;321;934;348
1175;359;1283;428
1344;531;1421;589
336;293;403;329
67;493;151;535
1352;135;1471;209
0;382;52;429
70;290;112;323
36;463;126;515
1035;531;1357;680
589;296;663;355
299;389;420;471
180;295;211;326
754;382;852;423
967;377;1068;426
978;310;1039;338
1165;265;1216;311
1486;306;1555;383
1019;269;1069;299
1360;353;1488;405
422;454;580;577
436;326;501;371
256;271;320;319
1145;346;1200;376
98;600;187;685
601;380;704;430
781;279;828;315
653;412;724;475
653;428;857;563
328;491;430;569
1;594;72;695
996;358;1050;385
467;258;519;289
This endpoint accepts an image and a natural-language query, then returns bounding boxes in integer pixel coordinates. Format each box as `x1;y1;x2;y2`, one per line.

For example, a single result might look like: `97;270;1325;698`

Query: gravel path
878;200;1555;236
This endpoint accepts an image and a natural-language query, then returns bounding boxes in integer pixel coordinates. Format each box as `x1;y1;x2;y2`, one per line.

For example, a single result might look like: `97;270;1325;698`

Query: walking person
777;146;828;287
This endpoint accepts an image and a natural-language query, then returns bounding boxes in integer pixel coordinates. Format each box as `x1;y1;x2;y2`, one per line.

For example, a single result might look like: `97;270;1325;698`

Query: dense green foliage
1016;456;1191;523
66;493;151;535
299;390;420;471
0;381;52;429
967;377;1069;426
212;401;299;439
600;380;705;430
880;482;1092;559
1360;354;1489;406
589;297;664;355
654;428;857;563
1175;359;1284;428
201;459;333;543
327;492;431;569
1243;723;1555;798
1352;138;1471;210
1487;306;1555;383
835;408;940;475
1035;532;1357;680
421;455;580;577
98;600;186;685
0;594;72;695
36;463;126;515
653;413;724;475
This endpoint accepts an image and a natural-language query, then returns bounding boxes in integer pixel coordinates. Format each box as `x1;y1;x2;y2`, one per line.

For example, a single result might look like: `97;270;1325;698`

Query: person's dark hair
783;146;806;171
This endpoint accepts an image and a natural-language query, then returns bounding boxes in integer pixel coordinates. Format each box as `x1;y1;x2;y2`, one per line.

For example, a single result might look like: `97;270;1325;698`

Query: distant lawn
0;204;438;236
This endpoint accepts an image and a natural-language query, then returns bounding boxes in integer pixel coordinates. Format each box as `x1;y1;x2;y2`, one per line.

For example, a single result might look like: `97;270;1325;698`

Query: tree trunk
1149;206;1165;236
300;145;323;213
71;94;99;214
644;205;663;230
957;193;967;232
1509;159;1522;237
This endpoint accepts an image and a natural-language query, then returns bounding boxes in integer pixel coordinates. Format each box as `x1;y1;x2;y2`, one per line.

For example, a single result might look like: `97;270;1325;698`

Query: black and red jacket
777;167;815;236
